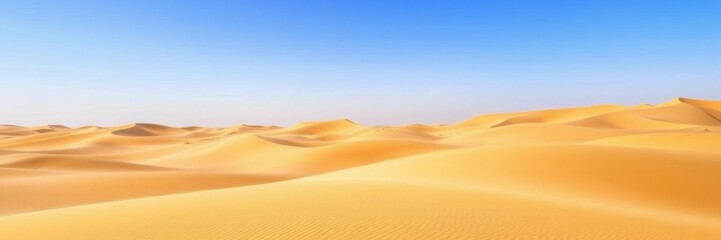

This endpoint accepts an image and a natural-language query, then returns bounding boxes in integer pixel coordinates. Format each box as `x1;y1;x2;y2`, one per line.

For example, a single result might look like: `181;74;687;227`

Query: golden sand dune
0;97;720;239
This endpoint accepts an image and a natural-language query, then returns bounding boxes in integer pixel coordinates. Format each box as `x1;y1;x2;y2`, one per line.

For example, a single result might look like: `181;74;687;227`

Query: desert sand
0;97;720;239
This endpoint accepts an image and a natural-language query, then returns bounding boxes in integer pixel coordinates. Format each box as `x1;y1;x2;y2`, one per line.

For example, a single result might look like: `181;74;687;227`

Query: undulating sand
1;97;720;239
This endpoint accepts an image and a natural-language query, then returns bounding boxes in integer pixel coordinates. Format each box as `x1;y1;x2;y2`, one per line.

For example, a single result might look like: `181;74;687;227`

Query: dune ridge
0;97;720;239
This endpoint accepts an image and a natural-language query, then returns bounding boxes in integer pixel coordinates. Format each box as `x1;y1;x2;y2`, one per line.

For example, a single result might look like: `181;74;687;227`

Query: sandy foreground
0;97;720;239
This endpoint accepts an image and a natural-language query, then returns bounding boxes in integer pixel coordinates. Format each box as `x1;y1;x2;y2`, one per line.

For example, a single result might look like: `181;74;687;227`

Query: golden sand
0;97;719;239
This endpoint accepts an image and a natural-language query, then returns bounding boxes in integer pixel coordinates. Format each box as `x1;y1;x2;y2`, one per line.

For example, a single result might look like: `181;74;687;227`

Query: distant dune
1;97;720;239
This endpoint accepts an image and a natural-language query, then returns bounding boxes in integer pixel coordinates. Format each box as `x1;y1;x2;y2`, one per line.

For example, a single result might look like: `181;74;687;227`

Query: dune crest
1;98;720;239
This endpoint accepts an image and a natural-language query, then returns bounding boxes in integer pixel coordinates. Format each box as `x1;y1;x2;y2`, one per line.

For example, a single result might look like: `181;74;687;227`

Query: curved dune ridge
0;97;720;239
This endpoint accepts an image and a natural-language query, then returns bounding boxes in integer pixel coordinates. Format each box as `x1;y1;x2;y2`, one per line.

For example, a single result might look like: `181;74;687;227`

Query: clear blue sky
1;0;720;126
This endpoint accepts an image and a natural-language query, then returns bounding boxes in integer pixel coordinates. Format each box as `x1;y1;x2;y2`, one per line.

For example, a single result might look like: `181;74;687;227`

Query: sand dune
0;97;720;239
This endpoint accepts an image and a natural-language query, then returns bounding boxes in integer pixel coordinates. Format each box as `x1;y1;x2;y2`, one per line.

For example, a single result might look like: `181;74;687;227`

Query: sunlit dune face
0;97;720;239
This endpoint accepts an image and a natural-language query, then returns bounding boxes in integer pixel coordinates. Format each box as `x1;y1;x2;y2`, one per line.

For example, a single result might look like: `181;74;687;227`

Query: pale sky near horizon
1;1;720;127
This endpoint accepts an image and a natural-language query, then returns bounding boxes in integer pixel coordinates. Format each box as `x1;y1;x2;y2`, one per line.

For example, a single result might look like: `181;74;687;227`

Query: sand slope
0;97;720;239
